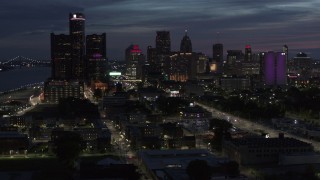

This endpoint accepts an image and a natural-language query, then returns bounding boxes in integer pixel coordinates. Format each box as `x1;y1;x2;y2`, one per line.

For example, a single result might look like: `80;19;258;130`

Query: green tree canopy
53;131;83;169
186;159;212;180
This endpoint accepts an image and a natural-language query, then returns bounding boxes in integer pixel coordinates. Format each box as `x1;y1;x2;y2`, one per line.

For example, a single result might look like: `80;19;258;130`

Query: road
195;102;320;152
0;86;42;116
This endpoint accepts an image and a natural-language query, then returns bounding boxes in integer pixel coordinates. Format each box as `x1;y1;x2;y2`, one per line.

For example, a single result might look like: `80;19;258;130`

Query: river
0;67;51;92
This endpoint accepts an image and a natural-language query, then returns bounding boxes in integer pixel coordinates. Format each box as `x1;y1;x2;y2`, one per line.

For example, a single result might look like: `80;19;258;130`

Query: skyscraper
46;13;105;103
50;33;72;79
212;44;223;63
227;50;243;65
211;43;223;73
86;33;107;82
69;13;85;80
180;30;192;53
166;53;192;82
283;45;288;72
283;45;288;61
156;31;171;55
125;44;144;79
147;46;157;64
244;45;252;62
264;51;286;86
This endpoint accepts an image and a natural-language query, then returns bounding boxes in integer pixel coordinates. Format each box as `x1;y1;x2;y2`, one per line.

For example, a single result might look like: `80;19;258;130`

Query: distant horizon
1;46;320;62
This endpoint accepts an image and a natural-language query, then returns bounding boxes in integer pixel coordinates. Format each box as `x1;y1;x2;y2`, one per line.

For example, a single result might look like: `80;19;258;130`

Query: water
0;67;51;92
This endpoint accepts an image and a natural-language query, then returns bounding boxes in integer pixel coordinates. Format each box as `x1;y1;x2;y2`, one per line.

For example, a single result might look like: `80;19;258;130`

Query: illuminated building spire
180;30;192;53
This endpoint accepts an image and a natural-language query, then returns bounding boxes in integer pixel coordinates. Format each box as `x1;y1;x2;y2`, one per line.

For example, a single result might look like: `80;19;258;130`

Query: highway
195;102;320;152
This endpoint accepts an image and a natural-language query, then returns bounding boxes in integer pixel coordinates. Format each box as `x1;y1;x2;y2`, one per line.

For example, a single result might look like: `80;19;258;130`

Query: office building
211;43;223;73
44;80;84;103
138;149;238;180
50;33;72;79
264;51;287;86
156;31;171;55
227;50;243;65
125;44;144;79
244;45;252;62
147;45;157;64
166;52;195;82
258;52;266;82
47;13;107;102
223;136;314;165
69;13;86;80
86;33;107;83
212;43;223;63
220;77;251;90
180;30;192;53
196;53;208;74
283;45;288;64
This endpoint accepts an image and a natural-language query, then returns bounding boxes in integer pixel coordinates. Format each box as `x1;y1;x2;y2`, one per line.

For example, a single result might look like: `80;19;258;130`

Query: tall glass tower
69;13;85;80
156;31;171;55
86;33;107;82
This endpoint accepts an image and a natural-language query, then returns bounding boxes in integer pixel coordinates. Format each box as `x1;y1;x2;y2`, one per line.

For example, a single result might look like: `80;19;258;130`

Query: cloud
0;0;320;59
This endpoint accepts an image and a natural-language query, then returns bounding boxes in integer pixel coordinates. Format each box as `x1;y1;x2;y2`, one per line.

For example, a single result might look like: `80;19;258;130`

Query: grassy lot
0;154;120;171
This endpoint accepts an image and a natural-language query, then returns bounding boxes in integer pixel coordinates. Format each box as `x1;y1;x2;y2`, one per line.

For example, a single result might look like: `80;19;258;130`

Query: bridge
0;56;50;69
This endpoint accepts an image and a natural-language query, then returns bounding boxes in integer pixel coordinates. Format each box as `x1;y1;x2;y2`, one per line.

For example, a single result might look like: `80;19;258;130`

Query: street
195;102;320;152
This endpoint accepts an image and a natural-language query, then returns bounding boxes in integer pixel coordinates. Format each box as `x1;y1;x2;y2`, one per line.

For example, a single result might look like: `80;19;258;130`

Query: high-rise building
196;53;209;74
211;43;223;73
166;52;192;82
259;52;266;81
264;51;286;86
46;13;105;103
165;52;207;82
283;44;289;73
50;33;72;79
69;13;86;80
86;33;107;83
147;46;157;64
125;44;144;79
244;45;252;62
180;30;192;53
227;50;243;65
156;31;171;55
288;52;312;83
283;45;288;62
212;43;223;63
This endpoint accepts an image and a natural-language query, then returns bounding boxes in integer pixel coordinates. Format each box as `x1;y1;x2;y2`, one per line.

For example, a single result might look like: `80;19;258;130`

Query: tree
225;161;240;177
53;131;83;169
186;159;212;180
93;88;103;99
209;118;232;151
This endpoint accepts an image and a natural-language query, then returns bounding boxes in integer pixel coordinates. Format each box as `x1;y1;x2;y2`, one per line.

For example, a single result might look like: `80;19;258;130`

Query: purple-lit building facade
264;51;287;86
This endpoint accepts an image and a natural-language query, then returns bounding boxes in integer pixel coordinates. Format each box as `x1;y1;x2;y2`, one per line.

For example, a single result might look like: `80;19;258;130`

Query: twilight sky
1;0;320;60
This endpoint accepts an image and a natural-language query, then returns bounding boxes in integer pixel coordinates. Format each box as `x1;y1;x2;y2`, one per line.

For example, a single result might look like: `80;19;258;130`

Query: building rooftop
138;149;226;170
229;137;312;148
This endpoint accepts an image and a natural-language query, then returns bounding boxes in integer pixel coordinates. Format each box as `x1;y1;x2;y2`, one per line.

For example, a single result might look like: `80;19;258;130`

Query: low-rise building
44;80;84;103
223;135;314;165
220;77;251;91
0;131;29;154
138;149;242;180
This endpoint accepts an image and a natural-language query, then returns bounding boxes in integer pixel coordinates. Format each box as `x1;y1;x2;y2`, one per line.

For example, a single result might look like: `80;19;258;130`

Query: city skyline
1;0;320;60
